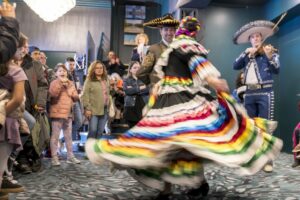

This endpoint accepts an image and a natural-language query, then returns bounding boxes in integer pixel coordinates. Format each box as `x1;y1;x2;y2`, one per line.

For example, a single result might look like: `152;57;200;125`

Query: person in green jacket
81;60;110;139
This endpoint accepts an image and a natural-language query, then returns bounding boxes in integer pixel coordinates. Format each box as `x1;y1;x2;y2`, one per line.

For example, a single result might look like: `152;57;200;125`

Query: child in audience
49;64;80;166
0;34;28;196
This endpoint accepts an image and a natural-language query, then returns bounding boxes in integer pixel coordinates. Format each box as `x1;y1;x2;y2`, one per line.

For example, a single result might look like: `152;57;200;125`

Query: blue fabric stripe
123;105;229;139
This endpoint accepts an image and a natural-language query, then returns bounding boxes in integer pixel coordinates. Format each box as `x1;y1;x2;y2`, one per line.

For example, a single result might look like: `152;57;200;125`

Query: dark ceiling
211;0;270;6
177;0;271;9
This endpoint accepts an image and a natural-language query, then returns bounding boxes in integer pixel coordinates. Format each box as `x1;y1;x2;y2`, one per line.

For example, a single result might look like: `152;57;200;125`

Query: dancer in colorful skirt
86;17;283;199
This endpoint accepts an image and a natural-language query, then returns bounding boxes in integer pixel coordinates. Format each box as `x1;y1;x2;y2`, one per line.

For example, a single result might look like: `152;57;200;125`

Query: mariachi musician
233;20;280;173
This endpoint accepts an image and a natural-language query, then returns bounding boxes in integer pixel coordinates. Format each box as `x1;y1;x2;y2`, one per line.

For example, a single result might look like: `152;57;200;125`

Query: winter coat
81;78;110;116
21;55;48;114
49;79;79;119
123;76;149;107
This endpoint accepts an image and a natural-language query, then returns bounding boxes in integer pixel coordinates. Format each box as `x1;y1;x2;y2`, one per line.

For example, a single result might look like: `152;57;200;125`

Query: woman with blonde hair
131;33;149;63
81;60;110;139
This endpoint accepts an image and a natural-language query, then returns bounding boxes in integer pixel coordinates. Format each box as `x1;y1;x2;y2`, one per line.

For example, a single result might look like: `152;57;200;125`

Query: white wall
16;2;111;55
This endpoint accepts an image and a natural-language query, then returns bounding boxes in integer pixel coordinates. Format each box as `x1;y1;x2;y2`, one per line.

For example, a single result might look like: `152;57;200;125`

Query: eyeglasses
40;57;47;60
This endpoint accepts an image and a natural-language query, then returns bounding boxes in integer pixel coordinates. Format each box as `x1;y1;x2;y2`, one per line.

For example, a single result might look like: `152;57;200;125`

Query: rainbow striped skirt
86;91;282;189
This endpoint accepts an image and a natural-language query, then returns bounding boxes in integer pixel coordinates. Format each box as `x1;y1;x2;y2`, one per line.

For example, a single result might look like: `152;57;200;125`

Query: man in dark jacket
103;51;126;77
137;14;179;87
66;57;83;140
0;1;19;64
16;41;49;174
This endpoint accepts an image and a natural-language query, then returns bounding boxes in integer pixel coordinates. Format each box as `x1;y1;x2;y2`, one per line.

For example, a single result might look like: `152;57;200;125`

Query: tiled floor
10;152;300;200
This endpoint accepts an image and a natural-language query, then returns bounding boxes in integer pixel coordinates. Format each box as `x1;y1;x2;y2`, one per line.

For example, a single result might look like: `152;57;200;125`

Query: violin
263;44;278;53
248;44;278;58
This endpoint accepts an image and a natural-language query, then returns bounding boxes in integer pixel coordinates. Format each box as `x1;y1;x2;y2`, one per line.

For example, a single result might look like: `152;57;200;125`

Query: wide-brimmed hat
143;14;179;28
233;20;278;44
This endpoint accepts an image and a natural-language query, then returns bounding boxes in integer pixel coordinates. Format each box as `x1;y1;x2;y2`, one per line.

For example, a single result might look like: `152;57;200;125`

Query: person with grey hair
39;52;55;84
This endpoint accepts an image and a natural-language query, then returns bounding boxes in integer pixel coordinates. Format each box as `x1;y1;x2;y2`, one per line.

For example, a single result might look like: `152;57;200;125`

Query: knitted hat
233;20;278;44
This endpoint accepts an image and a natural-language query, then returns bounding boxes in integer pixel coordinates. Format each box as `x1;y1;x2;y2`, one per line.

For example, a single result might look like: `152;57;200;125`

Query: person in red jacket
49;64;81;166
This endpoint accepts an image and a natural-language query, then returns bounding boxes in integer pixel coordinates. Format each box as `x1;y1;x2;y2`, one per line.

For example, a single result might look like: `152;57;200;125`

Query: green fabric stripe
94;143;101;153
241;136;277;168
187;124;257;155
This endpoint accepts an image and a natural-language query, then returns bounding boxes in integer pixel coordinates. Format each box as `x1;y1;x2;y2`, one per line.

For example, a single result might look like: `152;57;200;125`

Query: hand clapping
60;78;69;86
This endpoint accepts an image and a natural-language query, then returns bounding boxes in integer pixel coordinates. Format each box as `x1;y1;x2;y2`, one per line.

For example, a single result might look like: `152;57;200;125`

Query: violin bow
260;12;287;45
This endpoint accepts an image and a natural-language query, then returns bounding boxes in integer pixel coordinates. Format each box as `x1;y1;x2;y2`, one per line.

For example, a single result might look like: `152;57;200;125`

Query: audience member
123;61;149;128
65;57;83;140
29;46;40;62
17;40;48;174
49;63;81;166
137;14;179;87
82;61;110;139
40;52;55;84
104;51;126;77
131;33;149;63
0;31;27;197
0;1;19;65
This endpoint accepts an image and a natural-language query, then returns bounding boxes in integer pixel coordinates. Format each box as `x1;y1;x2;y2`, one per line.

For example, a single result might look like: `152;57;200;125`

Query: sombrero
143;14;179;28
233;20;278;44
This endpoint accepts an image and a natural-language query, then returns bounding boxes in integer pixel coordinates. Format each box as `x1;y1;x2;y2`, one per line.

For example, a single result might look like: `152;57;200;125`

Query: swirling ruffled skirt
86;92;282;189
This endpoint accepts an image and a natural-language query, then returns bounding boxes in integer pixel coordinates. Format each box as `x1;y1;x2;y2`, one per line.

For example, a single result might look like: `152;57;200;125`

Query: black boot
154;182;171;200
31;158;42;172
187;181;209;198
15;163;32;174
154;192;170;200
0;178;25;193
0;192;8;200
292;159;300;168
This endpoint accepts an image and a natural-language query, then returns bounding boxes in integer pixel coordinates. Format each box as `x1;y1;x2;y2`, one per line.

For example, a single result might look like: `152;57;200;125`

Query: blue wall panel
264;0;300;20
277;16;300;151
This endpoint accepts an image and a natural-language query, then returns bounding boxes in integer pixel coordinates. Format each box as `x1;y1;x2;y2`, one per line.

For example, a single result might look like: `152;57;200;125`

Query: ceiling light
23;0;76;22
